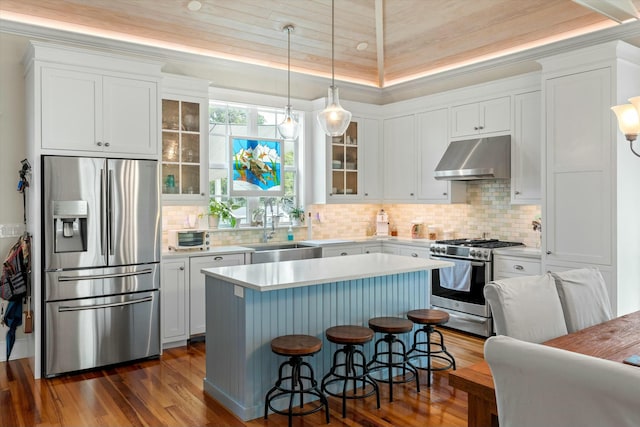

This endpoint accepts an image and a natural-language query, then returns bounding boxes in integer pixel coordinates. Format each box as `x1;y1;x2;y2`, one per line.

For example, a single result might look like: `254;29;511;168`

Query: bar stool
264;334;330;427
321;325;380;417
406;309;457;387
366;316;420;402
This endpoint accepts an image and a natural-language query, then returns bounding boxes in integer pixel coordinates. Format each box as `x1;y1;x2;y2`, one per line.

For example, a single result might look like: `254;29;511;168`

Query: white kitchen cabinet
416;108;466;203
41;67;158;156
399;246;431;259
494;255;541;280
540;41;640;316
322;245;364;257
362;243;382;254
189;253;245;336
450;96;510;138
511;91;542;204
383;114;416;202
161;258;189;346
313;117;382;204
161;74;210;203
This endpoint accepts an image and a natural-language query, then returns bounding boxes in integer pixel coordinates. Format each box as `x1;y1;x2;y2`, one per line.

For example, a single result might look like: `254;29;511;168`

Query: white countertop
202;253;453;292
493;246;542;259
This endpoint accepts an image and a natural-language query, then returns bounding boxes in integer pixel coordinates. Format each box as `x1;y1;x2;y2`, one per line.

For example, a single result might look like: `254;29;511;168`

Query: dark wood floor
0;328;485;427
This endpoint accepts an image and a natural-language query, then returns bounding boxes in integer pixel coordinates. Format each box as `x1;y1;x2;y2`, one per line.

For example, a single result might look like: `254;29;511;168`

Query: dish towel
439;259;472;292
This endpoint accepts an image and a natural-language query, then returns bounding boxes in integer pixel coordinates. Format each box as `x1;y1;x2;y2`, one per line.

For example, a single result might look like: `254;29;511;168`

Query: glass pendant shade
278;105;299;140
317;86;352;136
611;103;640;140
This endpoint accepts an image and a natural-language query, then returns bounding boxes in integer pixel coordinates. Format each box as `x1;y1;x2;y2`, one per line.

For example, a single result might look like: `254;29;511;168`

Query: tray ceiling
1;0;639;88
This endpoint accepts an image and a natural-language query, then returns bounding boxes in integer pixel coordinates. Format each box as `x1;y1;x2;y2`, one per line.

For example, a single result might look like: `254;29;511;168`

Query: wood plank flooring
0;328;485;427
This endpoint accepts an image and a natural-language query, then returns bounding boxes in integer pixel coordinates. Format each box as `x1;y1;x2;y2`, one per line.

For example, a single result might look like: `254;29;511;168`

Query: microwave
168;230;210;251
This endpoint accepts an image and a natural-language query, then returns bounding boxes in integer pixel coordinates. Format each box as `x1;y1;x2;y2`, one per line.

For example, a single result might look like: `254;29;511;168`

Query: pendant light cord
287;26;291;106
331;0;335;87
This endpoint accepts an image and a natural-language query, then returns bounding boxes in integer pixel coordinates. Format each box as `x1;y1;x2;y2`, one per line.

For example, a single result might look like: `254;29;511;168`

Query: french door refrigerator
42;155;161;377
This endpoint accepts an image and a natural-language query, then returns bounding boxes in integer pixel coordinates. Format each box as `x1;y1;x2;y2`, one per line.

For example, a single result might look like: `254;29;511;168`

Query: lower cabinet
322;245;364;257
493;255;541;280
189;253;245;336
161;258;189;346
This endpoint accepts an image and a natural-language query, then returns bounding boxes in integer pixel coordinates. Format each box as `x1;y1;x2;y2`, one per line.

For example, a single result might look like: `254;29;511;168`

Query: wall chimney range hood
434;135;511;181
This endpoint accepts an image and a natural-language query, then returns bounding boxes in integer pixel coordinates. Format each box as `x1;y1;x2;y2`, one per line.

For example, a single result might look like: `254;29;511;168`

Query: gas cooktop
434;238;523;249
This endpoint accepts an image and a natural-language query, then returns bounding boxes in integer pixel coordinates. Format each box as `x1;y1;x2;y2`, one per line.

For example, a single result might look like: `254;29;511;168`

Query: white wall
0;33;32;361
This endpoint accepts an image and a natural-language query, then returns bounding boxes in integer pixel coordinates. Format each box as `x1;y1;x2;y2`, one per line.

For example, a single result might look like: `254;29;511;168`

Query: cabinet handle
478;126;484;130
411;253;418;257
104;142;110;147
96;141;103;147
214;256;223;261
340;252;348;256
515;191;521;195
201;193;205;196
443;192;447;196
364;193;368;196
546;251;552;255
514;265;524;270
410;192;414;196
179;266;184;270
474;126;478;130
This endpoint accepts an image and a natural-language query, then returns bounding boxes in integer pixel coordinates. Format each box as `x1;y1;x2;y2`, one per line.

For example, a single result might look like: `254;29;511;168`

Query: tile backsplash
163;180;542;249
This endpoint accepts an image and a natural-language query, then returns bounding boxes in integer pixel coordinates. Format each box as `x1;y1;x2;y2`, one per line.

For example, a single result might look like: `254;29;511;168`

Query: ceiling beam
375;0;385;87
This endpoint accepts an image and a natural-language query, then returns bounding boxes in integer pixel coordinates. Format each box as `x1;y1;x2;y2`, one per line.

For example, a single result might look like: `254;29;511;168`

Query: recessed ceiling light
356;42;368;51
187;1;202;12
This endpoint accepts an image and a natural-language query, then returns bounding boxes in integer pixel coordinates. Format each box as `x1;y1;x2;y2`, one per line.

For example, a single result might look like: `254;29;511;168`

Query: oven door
430;255;491;318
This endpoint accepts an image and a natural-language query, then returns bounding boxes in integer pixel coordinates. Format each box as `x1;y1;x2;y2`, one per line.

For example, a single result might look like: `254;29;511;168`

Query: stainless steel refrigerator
42;155;161;377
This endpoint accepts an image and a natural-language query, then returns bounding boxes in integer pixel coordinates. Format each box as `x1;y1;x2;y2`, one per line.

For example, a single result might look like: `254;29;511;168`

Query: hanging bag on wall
0;235;30;301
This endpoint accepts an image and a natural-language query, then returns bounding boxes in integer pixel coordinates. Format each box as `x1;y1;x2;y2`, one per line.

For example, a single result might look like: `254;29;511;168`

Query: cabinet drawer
494;256;541;277
399;247;431;258
323;246;363;257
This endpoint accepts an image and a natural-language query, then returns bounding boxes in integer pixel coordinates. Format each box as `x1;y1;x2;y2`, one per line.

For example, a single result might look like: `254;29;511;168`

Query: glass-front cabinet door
330;121;359;198
161;96;207;202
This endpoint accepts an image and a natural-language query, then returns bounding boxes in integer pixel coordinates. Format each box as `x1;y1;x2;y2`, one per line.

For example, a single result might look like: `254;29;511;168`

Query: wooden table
449;310;640;427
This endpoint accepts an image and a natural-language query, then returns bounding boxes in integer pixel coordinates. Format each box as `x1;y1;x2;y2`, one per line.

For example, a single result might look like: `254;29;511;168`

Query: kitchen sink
246;243;322;264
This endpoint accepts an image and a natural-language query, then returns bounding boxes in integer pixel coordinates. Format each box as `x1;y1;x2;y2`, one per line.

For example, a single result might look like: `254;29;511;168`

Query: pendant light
277;24;300;140
317;0;352;137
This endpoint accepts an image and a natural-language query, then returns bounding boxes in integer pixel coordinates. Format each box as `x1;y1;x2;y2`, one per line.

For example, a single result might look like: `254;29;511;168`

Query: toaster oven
168;230;210;251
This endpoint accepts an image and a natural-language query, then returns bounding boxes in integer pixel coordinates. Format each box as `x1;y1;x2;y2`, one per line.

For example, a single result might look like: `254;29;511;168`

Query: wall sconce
611;96;640;157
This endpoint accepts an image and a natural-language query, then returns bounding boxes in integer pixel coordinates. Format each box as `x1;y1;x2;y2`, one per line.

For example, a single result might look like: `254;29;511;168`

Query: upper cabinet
313;116;381;204
24;41;160;158
41;68;158;156
383;114;416;202
416;108;466;203
161;74;210;203
450;96;510;138
511;91;542;204
26;41;162;159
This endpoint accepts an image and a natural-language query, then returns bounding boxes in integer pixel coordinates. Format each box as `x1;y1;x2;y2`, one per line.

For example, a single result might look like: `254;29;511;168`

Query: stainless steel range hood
434;135;511;180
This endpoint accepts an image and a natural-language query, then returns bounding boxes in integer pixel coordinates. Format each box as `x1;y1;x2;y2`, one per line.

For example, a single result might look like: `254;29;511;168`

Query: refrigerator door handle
57;268;154;282
108;169;115;256
58;296;153;312
100;168;106;256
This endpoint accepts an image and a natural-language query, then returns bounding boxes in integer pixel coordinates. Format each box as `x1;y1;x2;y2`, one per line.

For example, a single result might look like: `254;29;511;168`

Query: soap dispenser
287;225;294;241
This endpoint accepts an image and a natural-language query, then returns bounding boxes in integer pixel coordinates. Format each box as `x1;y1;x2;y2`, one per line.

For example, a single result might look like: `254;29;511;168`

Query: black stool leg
407;325;456;387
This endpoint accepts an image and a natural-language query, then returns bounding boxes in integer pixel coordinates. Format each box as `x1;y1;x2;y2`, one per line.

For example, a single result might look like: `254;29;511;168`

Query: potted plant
289;207;305;226
209;199;239;228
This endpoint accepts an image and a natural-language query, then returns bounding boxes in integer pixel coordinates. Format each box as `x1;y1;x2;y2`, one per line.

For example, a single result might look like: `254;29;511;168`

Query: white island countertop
202;252;453;292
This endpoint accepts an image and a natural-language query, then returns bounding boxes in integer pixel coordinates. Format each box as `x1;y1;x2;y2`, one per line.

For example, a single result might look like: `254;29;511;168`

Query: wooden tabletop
449;310;640;427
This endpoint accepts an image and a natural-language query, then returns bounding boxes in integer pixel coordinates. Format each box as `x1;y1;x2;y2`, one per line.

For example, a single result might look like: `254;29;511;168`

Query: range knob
469;249;477;257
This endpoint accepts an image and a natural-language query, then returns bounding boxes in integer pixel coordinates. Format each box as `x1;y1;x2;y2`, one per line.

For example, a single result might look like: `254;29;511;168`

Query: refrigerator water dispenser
53;200;88;253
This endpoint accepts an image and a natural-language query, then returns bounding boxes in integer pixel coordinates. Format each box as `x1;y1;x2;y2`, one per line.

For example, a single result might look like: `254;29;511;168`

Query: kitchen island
201;253;453;421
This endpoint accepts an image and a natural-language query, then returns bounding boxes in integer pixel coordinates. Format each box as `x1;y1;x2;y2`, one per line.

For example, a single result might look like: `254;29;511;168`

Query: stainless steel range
429;238;523;337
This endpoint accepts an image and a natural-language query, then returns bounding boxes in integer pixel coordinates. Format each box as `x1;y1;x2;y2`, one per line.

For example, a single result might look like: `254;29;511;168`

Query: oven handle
430;255;485;268
434;307;489;324
58;295;153;312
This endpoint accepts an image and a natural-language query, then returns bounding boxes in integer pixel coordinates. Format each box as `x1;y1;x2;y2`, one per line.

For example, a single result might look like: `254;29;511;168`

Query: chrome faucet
262;198;276;243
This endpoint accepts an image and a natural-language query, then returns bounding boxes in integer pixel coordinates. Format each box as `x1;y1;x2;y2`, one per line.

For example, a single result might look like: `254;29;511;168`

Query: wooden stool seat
326;325;374;345
407;309;450;326
271;334;322;356
368;316;414;334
